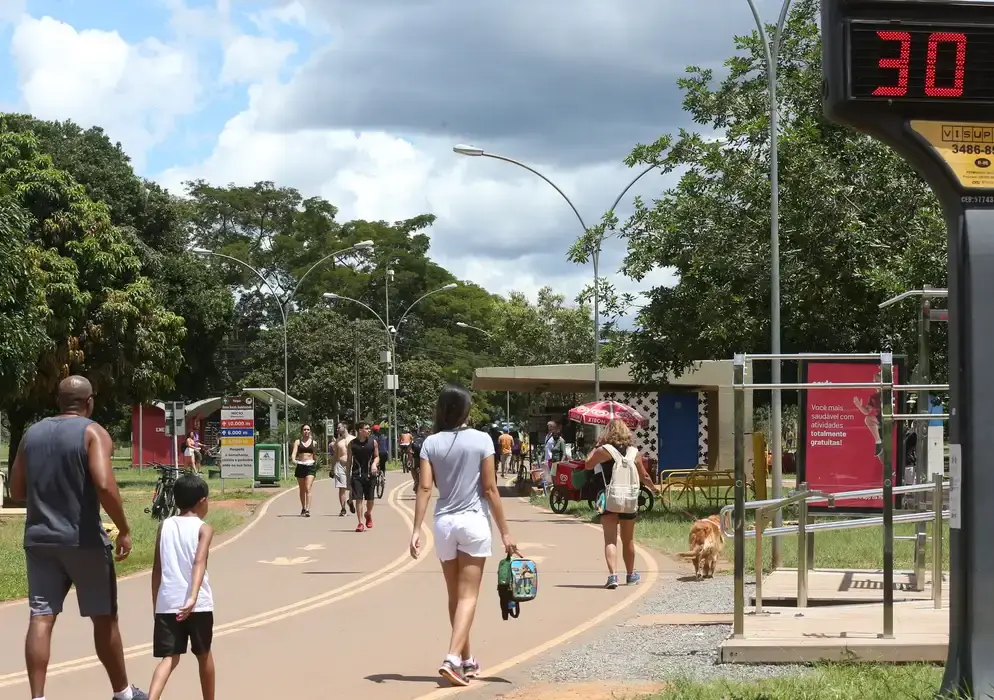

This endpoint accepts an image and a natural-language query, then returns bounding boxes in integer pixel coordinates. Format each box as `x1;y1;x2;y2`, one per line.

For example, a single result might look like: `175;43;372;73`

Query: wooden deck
720;598;949;663
752;568;945;605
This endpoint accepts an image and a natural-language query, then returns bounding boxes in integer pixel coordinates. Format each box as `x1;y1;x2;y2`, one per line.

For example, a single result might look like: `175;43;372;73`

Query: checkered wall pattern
596;391;709;465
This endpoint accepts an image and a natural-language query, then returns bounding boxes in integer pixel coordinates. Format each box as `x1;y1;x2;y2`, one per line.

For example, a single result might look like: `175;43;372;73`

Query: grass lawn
0;467;283;602
649;663;953;699
533;488;950;573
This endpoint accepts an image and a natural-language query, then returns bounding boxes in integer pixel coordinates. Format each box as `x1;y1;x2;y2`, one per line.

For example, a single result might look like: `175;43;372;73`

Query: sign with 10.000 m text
221;396;254;479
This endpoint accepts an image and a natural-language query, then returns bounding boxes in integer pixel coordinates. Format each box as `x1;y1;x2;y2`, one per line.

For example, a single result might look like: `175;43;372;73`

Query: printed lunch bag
496;555;539;620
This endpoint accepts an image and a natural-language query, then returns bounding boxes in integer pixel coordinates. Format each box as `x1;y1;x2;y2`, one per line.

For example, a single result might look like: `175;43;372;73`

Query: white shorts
500;453;511;469
333;462;348;488
433;510;492;562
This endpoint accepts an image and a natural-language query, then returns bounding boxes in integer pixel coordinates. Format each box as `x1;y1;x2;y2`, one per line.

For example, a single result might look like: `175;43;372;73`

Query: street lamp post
324;282;458;461
745;0;794;568
193;240;373;478
453;145;659;406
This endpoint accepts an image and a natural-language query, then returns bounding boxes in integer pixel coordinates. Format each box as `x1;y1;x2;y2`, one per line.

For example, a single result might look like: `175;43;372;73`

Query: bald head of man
57;375;94;416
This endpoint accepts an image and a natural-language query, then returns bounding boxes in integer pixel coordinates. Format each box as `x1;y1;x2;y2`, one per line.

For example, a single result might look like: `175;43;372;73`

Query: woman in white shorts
410;384;518;688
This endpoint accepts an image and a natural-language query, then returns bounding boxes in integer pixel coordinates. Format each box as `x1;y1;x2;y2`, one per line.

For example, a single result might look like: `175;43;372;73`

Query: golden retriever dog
677;514;724;580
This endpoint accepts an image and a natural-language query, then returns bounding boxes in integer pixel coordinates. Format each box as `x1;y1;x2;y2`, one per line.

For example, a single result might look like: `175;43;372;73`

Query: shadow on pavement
555;583;609;590
365;673;512;686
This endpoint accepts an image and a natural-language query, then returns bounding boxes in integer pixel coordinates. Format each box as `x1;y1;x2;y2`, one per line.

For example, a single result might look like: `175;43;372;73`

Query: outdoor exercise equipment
823;0;994;693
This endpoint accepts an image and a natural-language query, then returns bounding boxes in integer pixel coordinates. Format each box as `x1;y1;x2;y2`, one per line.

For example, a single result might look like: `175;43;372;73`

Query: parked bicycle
145;463;190;520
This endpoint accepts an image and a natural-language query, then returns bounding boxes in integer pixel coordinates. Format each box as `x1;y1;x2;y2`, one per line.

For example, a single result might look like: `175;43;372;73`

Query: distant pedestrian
332;424;354;517
410;384;518;687
148;473;215;700
373;423;390;470
349;422;379;532
291;424;317;517
8;375;149;700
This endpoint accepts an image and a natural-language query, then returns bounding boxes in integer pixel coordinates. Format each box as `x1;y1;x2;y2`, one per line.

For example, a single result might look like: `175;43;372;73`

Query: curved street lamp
453;145;658;405
193;240;373;477
325;282;458;460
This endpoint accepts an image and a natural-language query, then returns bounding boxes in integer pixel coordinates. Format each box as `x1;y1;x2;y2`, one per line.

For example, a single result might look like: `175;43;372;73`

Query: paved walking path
0;474;660;699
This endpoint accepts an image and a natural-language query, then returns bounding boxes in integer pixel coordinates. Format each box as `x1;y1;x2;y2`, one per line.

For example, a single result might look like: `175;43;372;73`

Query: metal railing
724;476;947;627
731;351;949;641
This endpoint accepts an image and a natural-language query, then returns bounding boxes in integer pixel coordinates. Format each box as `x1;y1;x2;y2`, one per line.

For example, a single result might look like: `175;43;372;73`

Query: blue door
658;392;700;472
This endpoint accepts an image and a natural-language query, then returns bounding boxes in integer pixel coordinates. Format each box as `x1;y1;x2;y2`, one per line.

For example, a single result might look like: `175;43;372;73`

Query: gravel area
530;570;811;685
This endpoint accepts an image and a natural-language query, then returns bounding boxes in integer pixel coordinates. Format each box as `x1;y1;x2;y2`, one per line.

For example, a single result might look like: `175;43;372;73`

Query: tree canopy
0;112;598;452
604;0;946;384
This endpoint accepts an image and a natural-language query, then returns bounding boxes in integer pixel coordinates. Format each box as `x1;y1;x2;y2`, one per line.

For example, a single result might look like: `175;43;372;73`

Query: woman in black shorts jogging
583;419;656;589
291;425;317;517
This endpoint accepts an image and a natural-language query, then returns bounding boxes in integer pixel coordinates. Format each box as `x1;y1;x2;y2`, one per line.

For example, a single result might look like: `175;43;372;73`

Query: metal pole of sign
913;297;931;590
138;404;144;473
745;0;794;570
732;354;747;638
797;481;809;608
880;352;895;639
754;506;765;614
933;472;944;609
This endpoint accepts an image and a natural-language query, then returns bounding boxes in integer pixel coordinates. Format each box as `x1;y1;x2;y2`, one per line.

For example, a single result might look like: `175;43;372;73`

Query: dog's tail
677;544;702;559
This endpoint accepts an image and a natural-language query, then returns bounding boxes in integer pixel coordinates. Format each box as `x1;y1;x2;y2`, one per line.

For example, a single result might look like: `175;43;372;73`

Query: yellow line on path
0;480;433;688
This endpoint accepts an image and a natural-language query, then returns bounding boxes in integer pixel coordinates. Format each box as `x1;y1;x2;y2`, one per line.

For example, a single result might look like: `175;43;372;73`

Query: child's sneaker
463;657;481;678
626;572;641;585
438;659;469;686
605;574;619;589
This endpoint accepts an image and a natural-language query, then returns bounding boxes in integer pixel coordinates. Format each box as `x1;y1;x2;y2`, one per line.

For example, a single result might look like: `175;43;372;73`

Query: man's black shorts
153;612;214;657
350;474;375;502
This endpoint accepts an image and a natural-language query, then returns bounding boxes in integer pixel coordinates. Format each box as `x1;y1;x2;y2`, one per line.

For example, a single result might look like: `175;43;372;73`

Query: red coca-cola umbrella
567;400;648;429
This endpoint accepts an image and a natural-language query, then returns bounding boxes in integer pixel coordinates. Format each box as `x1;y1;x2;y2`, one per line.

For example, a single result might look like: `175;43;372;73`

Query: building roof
471;360;734;393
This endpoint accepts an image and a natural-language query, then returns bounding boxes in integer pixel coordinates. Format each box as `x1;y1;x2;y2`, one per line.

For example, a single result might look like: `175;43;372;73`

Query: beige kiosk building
472;359;752;474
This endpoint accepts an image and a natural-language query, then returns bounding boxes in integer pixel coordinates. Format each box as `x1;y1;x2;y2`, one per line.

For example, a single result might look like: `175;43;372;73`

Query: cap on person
373;424;380;431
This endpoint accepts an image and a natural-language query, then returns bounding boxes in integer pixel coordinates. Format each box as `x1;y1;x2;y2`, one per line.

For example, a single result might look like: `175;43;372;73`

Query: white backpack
600;444;640;514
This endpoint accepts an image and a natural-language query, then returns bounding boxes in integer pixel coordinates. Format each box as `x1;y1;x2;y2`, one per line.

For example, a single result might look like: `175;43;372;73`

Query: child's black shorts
153;612;214;657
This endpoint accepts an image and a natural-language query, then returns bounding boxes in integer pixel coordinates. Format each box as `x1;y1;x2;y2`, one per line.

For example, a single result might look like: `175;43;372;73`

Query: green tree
606;0;945;383
2;115;236;400
0;121;185;456
396;358;446;429
0;199;48;400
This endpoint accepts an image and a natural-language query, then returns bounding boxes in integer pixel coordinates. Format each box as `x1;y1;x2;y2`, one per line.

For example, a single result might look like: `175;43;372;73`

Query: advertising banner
221;396;255;479
802;361;902;511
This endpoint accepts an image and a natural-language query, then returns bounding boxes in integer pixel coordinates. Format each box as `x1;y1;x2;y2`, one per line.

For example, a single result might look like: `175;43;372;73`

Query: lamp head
322;292;339;300
354;240;374;250
191;247;211;255
453;144;484;157
456;322;469;328
442;283;458;290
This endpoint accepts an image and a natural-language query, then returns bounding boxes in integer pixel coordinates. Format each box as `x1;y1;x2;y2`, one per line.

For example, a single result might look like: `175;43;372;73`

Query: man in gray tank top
8;375;149;700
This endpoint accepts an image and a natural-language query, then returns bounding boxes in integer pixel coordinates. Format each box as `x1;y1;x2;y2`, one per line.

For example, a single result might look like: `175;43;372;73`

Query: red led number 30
872;30;967;97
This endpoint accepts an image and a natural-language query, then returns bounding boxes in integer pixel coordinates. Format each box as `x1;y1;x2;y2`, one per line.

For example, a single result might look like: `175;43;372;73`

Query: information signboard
801;361;902;511
220;396;254;479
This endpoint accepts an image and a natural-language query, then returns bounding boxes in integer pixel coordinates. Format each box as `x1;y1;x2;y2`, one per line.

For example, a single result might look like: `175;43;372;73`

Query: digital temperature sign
848;22;994;102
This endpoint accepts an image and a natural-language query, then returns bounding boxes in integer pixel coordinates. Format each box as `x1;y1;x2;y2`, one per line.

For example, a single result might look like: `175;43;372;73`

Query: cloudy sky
0;0;781;309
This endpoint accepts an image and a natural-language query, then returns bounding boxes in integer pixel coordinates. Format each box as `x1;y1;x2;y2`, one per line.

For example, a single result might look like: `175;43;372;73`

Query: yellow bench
660;467;754;511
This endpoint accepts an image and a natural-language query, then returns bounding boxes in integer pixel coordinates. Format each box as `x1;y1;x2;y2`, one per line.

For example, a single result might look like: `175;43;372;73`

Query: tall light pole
324;283;458;461
193;240;373;477
453;144;659;406
745;0;793;567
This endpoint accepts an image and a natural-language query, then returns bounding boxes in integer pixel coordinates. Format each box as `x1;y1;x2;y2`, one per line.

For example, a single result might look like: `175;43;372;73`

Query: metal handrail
719;481;947;537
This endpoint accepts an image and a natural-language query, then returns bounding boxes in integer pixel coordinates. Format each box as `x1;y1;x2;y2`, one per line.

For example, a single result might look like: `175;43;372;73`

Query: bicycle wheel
165;488;178;518
150;481;166;519
376;470;386;499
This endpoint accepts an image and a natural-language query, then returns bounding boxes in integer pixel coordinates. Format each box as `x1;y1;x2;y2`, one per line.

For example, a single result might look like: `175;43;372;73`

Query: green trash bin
255;444;282;485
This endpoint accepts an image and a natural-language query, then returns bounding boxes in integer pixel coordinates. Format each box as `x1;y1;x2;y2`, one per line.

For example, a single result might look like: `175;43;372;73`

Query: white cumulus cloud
9;15;200;170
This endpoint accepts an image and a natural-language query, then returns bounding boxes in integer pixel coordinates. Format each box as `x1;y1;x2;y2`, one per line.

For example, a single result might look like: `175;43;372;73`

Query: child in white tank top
148;474;216;700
